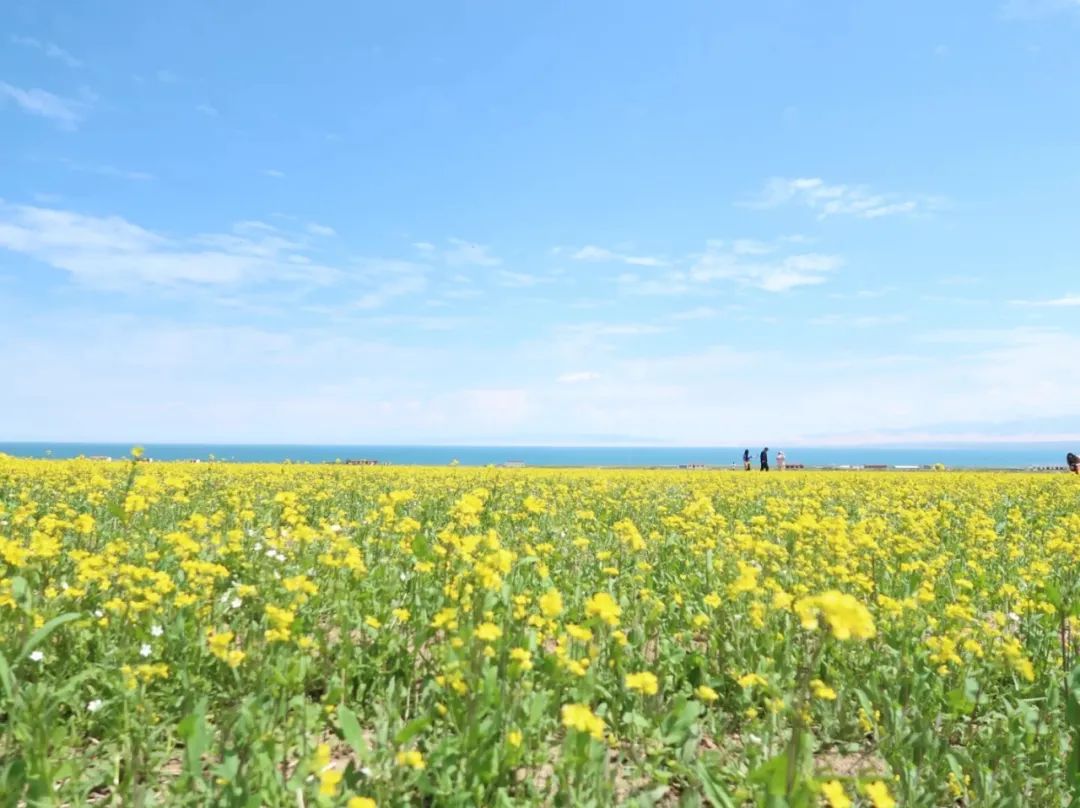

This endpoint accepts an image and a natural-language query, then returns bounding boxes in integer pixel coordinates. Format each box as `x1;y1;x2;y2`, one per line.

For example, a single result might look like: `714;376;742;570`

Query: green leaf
16;612;82;664
1044;584;1063;611
177;699;209;786
0;651;13;702
749;752;789;797
337;704;369;761
394;715;431;746
696;761;737;808
9;576;28;604
945;687;975;716
1065;665;1080;733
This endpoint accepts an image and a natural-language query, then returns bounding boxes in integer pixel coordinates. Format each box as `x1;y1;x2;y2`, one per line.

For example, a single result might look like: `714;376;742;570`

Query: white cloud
351;274;427;310
5;313;1080;445
750;177;925;219
671;306;719;321
567;244;667;267
261;168;286;179
61;159;155;181
444;238;500;267
809;314;907;327
557;371;601;384
196;103;219;116
306;222;336;237
413;242;436;253
0;202;343;291
689;240;842;292
0;81;88;129
497;270;545;287
10;36;83;68
618;272;691;296
1012;294;1080;307
564;322;668;337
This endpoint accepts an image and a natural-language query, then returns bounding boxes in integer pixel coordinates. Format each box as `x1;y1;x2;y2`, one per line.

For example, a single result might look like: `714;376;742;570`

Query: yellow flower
396;749;426;770
348;798;377;808
737;672;768;689
539;588;563;618
794;591;876;640
625;671;659;695
365;615;382;630
695;685;719;702
863;781;896;808
561;703;605;740
566;624;593;642
820;780;851;808
507;730;523;747
585;591;621;626
510;647;533;671
811;679;837;700
318;767;343;797
475;622;502;642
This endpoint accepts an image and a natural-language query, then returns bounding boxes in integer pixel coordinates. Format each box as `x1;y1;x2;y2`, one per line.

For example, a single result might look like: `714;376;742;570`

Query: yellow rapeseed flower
625;671;659;695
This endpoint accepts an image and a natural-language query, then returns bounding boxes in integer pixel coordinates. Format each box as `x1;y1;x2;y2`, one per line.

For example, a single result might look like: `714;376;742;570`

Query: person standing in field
760;447;769;471
777;450;786;471
743;449;751;471
1068;452;1079;474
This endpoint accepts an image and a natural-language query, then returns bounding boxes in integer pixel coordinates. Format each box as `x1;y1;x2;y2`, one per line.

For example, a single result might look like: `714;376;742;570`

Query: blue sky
2;0;1079;445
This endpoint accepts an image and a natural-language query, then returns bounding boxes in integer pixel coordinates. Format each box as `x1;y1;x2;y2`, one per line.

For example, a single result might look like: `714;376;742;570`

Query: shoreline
0;453;1069;473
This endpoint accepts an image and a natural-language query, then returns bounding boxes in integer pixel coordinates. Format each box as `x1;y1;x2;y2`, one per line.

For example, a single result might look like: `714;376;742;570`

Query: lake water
0;442;1074;469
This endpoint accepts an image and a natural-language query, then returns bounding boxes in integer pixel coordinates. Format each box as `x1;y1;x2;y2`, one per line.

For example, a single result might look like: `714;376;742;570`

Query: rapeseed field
2;453;1079;806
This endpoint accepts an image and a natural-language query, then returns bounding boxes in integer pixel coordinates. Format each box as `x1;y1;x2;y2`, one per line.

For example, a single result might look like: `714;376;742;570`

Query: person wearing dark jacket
743;449;751;471
760;447;769;472
1068;452;1079;474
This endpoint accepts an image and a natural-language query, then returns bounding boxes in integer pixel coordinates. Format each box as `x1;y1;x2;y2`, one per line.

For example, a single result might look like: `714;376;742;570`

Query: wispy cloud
671;306;720;321
196;103;219;116
0;81;88;129
0;202;342;291
557;371;600;384
564;245;667;267
809;313;907;327
306;222;336;237
444;238;500;267
497;270;546;288
564;322;668;337
351;275;428;310
1012;293;1080;307
261;168;286;179
10;35;83;68
617;271;690;296
748;177;929;219
689;239;842;292
61;159;155;182
411;238;500;267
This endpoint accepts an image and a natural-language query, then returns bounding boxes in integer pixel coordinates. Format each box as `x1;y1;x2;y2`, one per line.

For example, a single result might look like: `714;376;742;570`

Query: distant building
503;460;526;468
344;459;380;466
